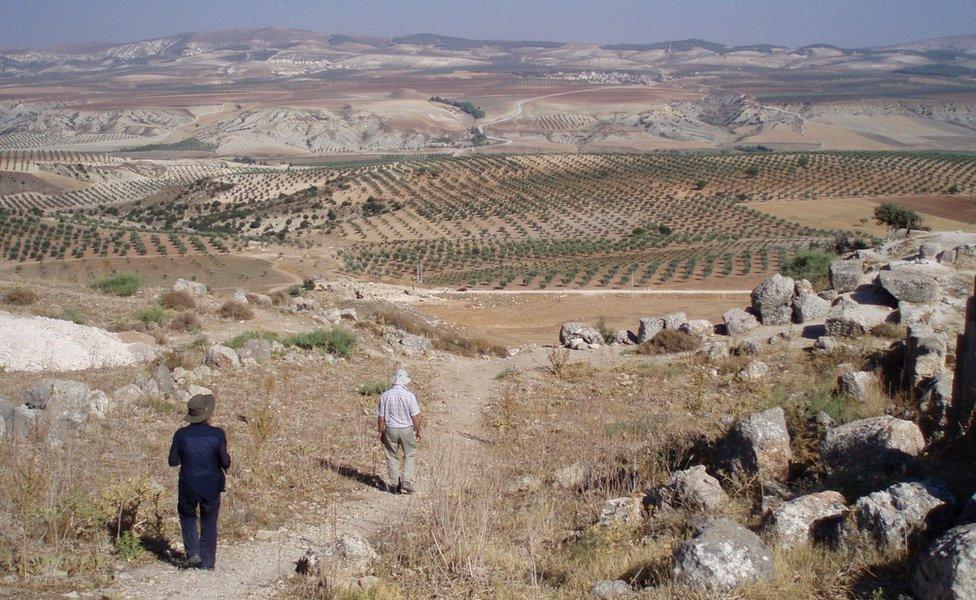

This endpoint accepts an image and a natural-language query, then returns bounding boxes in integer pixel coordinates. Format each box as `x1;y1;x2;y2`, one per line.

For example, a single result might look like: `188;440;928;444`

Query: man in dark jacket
168;394;231;570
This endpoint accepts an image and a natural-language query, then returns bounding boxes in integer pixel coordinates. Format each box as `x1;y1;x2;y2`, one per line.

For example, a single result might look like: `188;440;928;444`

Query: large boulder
914;523;976;600
822;416;925;474
715;407;792;481
560;322;603;347
11;404;39;437
23;379;109;424
794;292;831;323
612;330;636;345
206;345;241;369
751;274;796;325
850;480;956;550
879;267;941;304
672;518;775;592
172;278;207;297
829;259;864;293
723;309;759;336
824;300;894;338
384;330;433;356
648;465;730;513
679;319;713;336
636;313;685;342
764;491;848;548
0;397;13;437
837;371;879;403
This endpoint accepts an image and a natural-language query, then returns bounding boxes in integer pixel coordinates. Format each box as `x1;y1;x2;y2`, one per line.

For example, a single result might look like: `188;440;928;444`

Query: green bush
874;202;922;232
284;328;357;357
59;308;86;324
134;305;167;326
92;273;141;296
781;249;833;287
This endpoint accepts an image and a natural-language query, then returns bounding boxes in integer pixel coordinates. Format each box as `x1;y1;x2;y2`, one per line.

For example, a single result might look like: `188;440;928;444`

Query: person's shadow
318;459;387;491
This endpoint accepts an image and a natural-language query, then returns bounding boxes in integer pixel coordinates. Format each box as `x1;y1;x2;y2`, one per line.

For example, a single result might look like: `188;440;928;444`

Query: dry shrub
635;330;700;355
160;290;196;310
170;311;201;333
218;300;254;320
270;290;290;306
3;286;37;306
870;322;907;340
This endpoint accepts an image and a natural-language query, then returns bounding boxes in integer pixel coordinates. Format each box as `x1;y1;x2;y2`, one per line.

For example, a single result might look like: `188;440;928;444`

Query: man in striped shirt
377;367;423;494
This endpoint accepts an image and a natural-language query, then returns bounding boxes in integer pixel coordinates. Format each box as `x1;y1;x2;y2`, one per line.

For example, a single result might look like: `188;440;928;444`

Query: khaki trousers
382;426;417;486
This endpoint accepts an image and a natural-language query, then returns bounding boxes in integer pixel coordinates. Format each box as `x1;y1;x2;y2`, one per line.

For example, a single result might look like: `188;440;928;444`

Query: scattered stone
919;242;941;260
244;292;273;306
112;384;144;405
238;338;273;364
722;308;760;336
672;518;775;592
765;491;847;548
0;397;13;437
736;360;769;382
679;320;713;336
559;322;603;347
507;475;542;494
172;279;207;296
171;367;192;384
590;580;635;599
193;365;212;380
751;273;796;325
636;317;665;343
611;330;636;345
795;279;815;296
905;327;948;390
296;533;378;576
205;345;241;369
648;465;730;513
851;479;955;550
662;312;688;330
813;336;841;354
913;523;976;600
715;407;791;481
383;330;432;356
233;290;249;304
918;371;954;438
11;404;39;437
553;463;588;489
154;364;177;398
134;377;160;397
700;340;729;360
829;259;864;293
824;300;894;338
23;379;109;423
880;267;942;304
598;498;642;527
794;292;831;323
822;415;925;474
837;371;879;403
818;289;840;303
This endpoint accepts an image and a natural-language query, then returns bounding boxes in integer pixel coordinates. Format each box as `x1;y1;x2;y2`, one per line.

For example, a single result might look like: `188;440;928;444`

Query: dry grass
159;290;196;310
169;311;202;333
633;330;700;355
218;300;254;321
2;286;37;306
355;300;507;357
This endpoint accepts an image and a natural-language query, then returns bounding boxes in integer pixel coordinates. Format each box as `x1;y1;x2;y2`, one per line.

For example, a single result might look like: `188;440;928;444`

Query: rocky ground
0;229;975;598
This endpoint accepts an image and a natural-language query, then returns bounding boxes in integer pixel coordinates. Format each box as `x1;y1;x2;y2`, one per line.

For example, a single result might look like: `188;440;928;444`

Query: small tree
874;203;922;232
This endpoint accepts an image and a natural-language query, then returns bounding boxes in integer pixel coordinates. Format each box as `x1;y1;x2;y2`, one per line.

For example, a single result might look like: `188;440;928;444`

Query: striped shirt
376;385;420;429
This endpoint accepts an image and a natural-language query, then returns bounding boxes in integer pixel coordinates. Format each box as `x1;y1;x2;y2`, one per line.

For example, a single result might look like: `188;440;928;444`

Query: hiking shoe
182;554;202;570
400;480;415;494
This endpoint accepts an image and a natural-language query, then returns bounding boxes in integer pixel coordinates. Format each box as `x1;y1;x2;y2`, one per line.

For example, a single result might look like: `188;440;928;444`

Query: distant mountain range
1;27;974;80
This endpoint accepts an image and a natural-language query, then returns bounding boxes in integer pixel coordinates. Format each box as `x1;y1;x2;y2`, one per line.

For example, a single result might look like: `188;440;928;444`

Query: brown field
746;195;976;236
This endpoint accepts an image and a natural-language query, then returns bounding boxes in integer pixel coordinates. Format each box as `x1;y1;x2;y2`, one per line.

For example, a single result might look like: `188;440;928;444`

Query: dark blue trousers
177;485;220;569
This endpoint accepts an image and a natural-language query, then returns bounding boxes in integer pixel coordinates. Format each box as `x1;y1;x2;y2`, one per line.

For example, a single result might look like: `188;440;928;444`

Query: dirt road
106;350;526;599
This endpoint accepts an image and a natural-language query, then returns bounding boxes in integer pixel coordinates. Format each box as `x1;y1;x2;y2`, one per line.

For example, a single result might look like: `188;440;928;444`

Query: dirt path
106;351;519;599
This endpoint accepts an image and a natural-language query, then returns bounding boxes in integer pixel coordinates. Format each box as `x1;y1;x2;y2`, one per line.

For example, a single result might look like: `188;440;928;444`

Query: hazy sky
2;0;974;50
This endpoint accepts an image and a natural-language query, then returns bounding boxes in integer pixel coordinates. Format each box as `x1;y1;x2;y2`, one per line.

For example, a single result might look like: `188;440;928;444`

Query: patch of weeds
494;367;519;381
138;394;181;415
133;305;167;326
358;379;388;396
170;311;201;333
870;322;907;340
218;301;254;320
91;272;140;296
160;290;196;310
59;308;86;324
115;531;142;561
596;316;615;344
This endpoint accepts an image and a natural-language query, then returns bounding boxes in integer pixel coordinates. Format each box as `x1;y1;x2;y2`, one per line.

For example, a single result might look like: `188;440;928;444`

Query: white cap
391;367;410;386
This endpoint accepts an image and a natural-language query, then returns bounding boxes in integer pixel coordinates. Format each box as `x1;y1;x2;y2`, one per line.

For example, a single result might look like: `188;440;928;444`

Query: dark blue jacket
168;423;231;500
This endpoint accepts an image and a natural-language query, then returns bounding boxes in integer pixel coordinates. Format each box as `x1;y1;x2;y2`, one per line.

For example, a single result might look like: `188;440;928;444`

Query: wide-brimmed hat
391;367;410;386
184;394;215;423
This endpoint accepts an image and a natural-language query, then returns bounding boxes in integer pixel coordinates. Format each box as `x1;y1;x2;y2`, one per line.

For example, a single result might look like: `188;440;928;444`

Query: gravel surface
0;310;158;372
